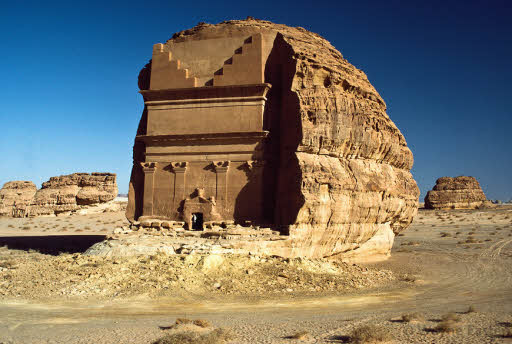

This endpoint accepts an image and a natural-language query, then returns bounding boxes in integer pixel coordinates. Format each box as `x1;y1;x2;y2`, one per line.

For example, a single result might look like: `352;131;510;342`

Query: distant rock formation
424;176;492;210
126;18;419;261
0;173;118;217
0;181;37;217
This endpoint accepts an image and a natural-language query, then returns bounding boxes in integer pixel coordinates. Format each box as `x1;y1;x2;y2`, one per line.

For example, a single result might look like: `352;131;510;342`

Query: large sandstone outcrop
0;181;37;217
0;173;118;217
127;18;419;261
424;176;491;210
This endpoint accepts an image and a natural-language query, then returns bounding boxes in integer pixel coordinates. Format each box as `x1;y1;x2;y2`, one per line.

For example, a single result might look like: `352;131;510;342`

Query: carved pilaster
171;162;188;201
140;162;158;217
213;161;230;207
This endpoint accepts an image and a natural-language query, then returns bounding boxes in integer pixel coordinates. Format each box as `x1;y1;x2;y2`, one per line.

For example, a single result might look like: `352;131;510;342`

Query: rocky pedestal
424;176;492;210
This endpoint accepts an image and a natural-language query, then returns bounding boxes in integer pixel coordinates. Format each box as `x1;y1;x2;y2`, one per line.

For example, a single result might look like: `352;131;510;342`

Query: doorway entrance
191;212;204;230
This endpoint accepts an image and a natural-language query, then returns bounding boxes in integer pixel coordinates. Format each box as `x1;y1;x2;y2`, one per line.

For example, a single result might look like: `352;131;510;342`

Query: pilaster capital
171;161;188;173
140;162;158;173
213;161;230;173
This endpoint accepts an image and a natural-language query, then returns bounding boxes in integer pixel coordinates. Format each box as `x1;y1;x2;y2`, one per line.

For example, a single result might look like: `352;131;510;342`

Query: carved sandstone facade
126;19;419;260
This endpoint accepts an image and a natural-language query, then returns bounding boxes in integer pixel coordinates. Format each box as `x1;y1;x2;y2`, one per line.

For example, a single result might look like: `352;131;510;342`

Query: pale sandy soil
0;207;511;343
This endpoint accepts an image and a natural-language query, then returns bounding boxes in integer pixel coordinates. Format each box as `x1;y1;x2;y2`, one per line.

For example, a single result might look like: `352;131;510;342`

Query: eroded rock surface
0;173;118;217
128;18;419;261
0;181;37;217
424;176;491;210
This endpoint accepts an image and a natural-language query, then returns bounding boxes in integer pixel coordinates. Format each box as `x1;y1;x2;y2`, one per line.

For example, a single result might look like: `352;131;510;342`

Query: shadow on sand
0;235;106;255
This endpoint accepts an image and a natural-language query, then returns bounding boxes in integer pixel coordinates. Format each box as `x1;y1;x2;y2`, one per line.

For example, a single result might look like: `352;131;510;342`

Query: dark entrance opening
191;212;204;230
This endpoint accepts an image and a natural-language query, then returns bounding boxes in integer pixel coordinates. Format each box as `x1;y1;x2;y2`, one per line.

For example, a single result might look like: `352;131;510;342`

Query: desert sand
0;206;511;343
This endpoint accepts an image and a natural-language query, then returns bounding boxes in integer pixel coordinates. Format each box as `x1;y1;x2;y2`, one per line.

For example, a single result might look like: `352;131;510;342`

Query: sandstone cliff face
130;19;419;260
424;176;491;210
0;173;118;217
0;181;37;217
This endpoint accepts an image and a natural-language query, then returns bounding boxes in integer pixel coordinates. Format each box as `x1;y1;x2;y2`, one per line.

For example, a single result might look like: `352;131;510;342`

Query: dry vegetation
350;325;392;343
152;328;233;344
400;312;424;323
285;330;309;340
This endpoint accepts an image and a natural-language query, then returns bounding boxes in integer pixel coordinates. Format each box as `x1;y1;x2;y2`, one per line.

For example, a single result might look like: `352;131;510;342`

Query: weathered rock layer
424;176;491;210
0;173;118;217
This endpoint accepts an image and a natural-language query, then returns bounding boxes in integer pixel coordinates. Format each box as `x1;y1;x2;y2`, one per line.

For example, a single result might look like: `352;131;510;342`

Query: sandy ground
0;206;511;343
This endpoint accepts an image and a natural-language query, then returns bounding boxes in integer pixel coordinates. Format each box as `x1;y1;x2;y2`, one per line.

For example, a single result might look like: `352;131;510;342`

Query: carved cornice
140;83;271;103
136;131;269;145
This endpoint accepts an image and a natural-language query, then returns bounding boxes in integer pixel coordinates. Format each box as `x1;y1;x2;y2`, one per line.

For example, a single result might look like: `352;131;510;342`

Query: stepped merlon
213;33;264;86
150;43;198;89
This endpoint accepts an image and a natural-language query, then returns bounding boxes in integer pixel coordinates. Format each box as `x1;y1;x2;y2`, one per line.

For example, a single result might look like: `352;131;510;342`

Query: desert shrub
21;226;30;230
440;232;450;237
441;313;460;322
193;319;212;328
350;325;392;343
287;330;309;340
434;320;459;333
174;318;193;325
152;328;233;344
7;224;14;228
401;312;424;323
401;275;416;282
172;318;212;328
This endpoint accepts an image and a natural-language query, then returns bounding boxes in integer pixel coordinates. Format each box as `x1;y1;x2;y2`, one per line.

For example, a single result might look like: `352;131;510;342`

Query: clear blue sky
1;0;511;201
